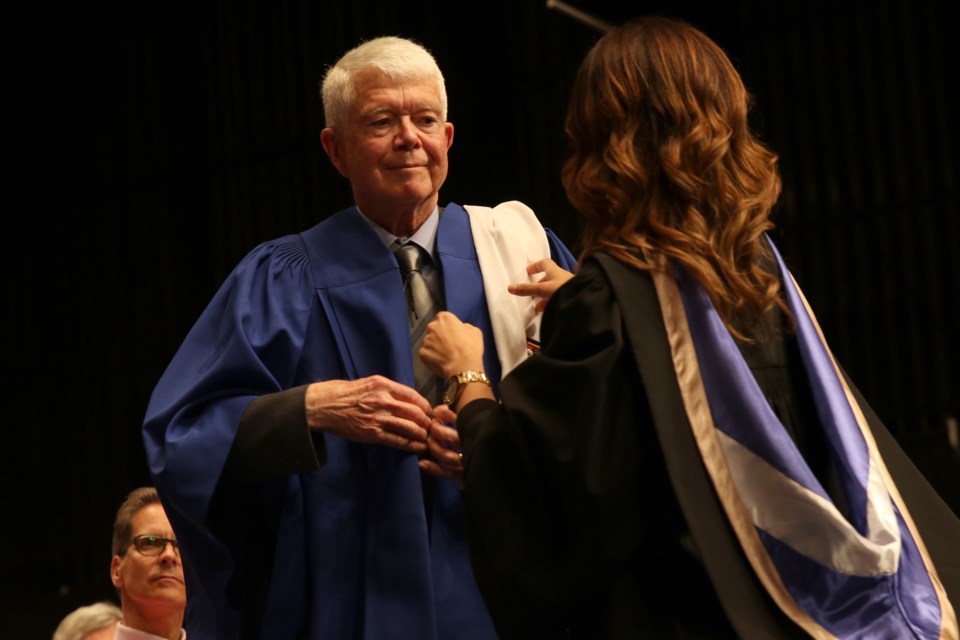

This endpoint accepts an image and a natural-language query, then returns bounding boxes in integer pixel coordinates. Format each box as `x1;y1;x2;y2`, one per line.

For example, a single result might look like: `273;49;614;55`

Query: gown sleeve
143;234;322;531
455;259;644;637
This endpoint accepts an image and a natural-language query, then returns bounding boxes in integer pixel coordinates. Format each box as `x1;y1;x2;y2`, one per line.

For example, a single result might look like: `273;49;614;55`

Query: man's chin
151;575;186;591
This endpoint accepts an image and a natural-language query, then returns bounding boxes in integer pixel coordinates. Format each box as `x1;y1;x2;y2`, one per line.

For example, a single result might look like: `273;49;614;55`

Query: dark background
6;0;956;637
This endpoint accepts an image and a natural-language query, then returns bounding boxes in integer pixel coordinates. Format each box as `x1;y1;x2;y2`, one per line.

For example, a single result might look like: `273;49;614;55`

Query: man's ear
321;128;349;177
110;555;123;588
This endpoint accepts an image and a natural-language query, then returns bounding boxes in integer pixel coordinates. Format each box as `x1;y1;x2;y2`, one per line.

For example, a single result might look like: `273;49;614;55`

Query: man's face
321;69;454;224
110;503;186;612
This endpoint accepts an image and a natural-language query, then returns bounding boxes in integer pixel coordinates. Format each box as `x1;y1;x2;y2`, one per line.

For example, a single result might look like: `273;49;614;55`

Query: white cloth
464;201;552;377
113;621;186;640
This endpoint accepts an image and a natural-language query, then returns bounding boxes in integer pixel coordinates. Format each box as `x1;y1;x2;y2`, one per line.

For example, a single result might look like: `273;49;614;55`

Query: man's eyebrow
359;106;393;119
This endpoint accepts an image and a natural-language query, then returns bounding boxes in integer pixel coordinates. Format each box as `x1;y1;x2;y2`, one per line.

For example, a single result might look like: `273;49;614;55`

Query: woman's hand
419;311;485;379
508;258;574;312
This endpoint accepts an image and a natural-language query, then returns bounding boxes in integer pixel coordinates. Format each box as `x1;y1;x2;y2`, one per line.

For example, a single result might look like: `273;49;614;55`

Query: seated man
109;487;186;640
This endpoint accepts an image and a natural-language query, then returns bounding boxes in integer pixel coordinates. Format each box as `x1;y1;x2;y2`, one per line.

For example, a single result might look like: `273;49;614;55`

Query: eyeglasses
129;534;180;557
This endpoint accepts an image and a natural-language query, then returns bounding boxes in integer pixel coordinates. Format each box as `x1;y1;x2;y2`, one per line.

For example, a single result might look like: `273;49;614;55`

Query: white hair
52;601;122;640
321;36;447;129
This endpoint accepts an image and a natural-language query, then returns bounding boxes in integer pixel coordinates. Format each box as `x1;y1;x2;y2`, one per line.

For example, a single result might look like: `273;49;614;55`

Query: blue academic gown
142;203;577;639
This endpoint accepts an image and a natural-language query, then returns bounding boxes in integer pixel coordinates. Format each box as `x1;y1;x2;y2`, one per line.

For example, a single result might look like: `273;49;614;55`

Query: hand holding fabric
305;376;431;454
508;258;575;312
419;311;486;379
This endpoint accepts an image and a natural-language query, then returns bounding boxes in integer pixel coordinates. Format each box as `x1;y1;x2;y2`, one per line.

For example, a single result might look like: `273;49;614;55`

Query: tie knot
393;241;427;274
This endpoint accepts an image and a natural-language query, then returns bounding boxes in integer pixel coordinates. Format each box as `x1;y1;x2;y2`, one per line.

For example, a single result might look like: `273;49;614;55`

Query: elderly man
143;36;576;639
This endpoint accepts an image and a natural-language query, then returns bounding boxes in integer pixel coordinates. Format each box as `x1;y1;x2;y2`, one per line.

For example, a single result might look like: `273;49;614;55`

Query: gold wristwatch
443;370;490;406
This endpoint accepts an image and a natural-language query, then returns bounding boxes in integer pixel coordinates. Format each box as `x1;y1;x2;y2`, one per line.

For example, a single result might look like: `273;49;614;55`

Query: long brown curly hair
562;16;789;339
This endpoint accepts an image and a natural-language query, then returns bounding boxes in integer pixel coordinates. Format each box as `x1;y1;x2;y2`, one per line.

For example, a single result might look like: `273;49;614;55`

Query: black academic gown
456;252;960;640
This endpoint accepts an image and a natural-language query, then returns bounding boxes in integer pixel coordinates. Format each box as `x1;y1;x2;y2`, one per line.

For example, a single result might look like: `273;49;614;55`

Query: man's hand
508;258;574;312
418;404;463;481
305;376;432;454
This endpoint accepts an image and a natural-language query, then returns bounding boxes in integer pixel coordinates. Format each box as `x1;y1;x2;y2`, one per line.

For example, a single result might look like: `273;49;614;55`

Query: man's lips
152;573;184;585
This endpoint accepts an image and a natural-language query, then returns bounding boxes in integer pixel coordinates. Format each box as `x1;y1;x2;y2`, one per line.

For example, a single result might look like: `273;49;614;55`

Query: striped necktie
393;241;441;403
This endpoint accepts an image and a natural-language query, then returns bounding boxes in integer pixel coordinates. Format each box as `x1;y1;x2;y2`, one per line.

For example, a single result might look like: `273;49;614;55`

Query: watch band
444;370;490;406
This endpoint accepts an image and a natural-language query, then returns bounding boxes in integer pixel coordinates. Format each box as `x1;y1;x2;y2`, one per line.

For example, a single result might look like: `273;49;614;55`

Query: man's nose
158;542;180;563
394;118;422;148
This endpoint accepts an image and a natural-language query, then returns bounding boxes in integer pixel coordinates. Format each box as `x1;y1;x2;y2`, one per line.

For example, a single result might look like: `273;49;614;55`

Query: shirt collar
357;205;440;262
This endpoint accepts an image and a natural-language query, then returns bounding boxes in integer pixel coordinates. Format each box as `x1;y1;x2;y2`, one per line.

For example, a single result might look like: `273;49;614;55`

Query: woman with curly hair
419;15;960;639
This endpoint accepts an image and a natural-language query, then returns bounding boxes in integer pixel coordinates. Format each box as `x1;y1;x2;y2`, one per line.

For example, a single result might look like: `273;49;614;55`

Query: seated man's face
322;68;454;222
111;503;186;612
